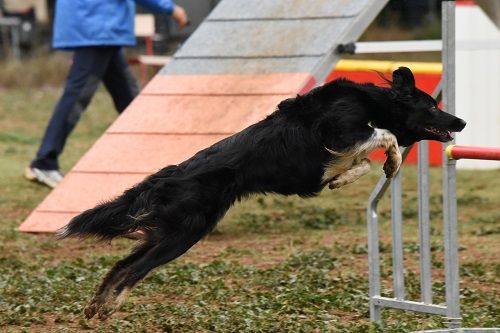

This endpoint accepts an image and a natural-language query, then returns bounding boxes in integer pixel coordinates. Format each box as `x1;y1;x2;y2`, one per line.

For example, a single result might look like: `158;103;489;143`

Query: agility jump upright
367;1;500;331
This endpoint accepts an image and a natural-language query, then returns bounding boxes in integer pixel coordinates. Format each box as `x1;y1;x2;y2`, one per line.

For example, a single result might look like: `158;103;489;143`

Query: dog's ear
392;67;415;94
277;97;296;111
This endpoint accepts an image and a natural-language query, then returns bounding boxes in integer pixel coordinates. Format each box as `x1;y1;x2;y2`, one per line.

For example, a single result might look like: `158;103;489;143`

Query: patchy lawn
0;81;498;332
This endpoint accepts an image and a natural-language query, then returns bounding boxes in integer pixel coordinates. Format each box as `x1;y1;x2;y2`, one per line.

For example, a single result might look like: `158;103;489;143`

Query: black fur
59;67;466;319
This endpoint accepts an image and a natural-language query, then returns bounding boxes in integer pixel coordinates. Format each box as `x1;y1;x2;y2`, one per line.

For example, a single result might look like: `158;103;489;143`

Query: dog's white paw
383;146;402;178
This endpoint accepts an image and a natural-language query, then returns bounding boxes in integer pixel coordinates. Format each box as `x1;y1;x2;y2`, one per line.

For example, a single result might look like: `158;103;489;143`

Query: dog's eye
430;106;438;112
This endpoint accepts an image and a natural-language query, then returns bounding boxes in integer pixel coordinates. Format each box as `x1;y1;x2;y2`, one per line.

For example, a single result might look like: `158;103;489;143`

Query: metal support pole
391;170;405;300
442;0;461;329
418;140;432;304
367;177;387;323
418;81;442;305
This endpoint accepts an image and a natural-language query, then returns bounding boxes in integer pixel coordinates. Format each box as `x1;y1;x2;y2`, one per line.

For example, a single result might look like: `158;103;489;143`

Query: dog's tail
57;188;141;241
58;166;182;241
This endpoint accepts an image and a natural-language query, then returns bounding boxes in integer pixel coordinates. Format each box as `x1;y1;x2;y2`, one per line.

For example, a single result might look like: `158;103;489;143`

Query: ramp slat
19;212;79;233
161;57;322;75
141;73;313;95
107;95;288;134
174;20;351;58
208;0;370;20
73;134;228;173
32;173;146;213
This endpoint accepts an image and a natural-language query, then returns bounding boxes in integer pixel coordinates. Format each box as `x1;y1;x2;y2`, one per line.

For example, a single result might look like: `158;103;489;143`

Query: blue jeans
31;46;139;170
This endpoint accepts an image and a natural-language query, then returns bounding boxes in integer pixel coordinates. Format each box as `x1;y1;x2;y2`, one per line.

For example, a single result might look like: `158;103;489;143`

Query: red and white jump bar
446;145;500;161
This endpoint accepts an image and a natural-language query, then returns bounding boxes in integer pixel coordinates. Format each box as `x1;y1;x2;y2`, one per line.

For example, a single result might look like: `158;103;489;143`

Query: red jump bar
446;145;500;161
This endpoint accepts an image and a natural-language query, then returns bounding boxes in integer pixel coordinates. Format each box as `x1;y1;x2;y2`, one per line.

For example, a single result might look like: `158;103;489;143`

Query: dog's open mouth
425;127;453;141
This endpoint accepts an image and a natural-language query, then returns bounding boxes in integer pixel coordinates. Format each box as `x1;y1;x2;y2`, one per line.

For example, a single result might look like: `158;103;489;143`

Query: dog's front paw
383;160;399;178
383;147;402;178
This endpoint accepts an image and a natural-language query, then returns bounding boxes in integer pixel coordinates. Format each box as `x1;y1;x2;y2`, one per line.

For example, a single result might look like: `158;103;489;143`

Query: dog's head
385;67;466;147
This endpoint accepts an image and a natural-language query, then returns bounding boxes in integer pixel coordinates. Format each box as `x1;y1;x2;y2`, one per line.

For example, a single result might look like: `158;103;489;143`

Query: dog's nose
456;118;467;131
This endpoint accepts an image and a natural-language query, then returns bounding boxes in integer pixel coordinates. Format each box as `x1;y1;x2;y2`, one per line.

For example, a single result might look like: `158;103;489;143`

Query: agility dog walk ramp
20;0;389;232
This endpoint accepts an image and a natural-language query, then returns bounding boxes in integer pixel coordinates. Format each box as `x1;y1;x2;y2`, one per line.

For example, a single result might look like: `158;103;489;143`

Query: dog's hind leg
85;211;212;321
328;158;371;189
84;242;155;320
92;233;203;320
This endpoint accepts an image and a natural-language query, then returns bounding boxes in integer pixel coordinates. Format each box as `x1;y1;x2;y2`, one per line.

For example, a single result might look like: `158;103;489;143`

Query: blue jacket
53;0;175;49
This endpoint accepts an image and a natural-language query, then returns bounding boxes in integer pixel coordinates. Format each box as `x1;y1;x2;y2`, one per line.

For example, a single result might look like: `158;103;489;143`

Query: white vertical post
442;0;462;329
391;170;405;300
367;177;389;323
418;140;433;304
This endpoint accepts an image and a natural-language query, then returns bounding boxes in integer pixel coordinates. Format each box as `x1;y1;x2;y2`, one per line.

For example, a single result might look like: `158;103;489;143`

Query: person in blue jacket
25;0;188;188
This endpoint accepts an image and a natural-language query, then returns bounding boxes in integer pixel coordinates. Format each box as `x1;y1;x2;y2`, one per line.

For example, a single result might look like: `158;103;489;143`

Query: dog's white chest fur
322;128;400;186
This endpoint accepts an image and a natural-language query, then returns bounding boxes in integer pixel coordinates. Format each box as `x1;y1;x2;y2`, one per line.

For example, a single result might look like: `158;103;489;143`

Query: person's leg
30;47;115;172
102;48;139;113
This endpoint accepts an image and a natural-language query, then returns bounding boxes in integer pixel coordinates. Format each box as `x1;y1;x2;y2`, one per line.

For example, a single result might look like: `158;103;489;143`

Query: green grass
0;64;499;332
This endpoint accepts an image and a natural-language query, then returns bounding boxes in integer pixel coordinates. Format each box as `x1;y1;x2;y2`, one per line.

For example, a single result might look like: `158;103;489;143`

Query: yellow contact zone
335;59;442;75
445;144;456;159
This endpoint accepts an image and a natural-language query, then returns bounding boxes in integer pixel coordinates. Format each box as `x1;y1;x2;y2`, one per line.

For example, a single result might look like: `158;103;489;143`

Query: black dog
59;67;466;320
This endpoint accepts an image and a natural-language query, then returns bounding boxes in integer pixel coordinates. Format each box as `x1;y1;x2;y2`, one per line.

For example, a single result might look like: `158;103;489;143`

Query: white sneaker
25;167;64;188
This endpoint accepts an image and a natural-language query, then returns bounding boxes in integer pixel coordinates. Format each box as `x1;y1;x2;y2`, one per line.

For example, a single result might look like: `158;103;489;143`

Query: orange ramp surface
19;74;312;232
20;0;386;233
